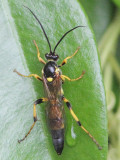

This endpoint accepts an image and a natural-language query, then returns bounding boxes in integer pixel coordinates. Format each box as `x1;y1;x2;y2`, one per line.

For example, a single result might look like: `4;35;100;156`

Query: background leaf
112;0;120;8
0;0;107;160
79;0;114;42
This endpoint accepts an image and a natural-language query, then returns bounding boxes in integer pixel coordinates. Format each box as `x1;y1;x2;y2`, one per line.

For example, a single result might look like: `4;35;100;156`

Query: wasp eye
47;77;53;82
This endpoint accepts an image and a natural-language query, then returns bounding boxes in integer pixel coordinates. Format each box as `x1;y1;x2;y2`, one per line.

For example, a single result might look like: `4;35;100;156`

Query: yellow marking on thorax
47;77;53;82
42;69;44;75
58;88;64;95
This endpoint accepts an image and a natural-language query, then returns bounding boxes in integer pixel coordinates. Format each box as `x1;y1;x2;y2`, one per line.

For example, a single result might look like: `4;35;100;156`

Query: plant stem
108;55;120;83
98;10;120;69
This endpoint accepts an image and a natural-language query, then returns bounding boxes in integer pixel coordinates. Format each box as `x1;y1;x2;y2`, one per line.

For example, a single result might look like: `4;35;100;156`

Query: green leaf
0;0;107;160
112;0;120;8
79;0;114;42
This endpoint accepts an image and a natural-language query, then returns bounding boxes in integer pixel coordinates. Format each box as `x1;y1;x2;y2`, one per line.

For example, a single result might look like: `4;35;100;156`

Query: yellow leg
18;98;48;143
63;97;102;150
14;69;42;81
18;122;36;143
33;98;48;122
59;47;80;67
61;71;85;82
33;40;46;64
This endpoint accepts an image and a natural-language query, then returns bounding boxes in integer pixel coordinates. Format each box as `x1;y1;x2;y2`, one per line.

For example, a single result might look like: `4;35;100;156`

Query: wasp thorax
44;61;57;81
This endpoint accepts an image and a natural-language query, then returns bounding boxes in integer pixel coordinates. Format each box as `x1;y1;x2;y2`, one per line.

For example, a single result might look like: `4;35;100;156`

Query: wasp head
45;53;59;61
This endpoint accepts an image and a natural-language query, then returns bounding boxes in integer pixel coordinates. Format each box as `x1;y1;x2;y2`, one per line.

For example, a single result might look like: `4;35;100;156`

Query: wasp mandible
14;6;102;155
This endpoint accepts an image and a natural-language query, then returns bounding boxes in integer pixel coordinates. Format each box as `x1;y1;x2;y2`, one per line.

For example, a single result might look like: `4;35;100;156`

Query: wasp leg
18;98;48;143
14;69;42;81
62;97;102;150
33;40;46;64
61;71;85;82
58;47;80;67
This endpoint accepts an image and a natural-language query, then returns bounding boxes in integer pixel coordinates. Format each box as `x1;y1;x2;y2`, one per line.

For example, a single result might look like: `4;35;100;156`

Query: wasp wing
43;75;52;99
43;74;62;100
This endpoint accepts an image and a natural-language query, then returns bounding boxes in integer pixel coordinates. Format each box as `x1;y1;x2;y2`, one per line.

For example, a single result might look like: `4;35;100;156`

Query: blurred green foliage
112;0;120;8
80;0;114;41
80;1;120;160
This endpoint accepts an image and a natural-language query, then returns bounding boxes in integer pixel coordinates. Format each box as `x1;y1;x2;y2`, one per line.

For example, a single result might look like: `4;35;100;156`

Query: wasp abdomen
51;129;64;155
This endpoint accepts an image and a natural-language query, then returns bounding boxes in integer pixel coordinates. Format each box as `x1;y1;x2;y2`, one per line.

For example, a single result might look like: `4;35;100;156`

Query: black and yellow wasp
14;6;102;155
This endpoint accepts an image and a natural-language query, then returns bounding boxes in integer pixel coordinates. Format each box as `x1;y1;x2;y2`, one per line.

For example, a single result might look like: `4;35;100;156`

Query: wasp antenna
23;5;52;53
53;26;85;53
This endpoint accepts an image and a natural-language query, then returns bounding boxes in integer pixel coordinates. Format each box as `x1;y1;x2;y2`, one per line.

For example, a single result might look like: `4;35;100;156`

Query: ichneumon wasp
14;6;102;155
